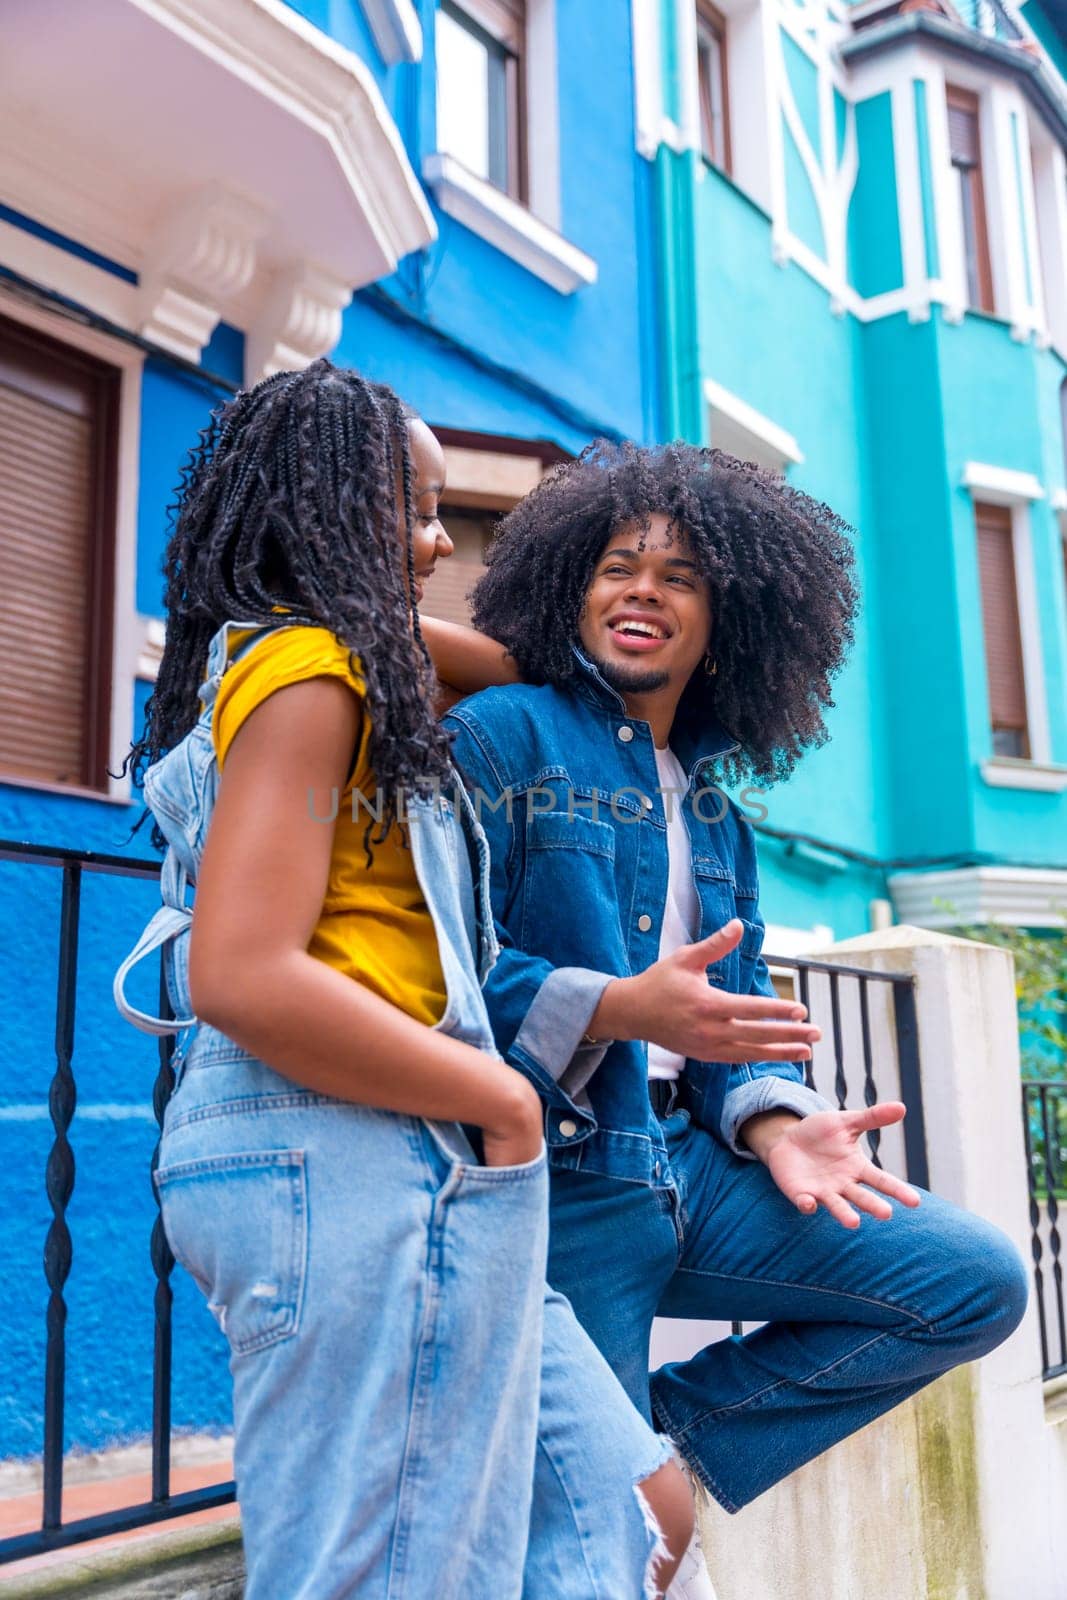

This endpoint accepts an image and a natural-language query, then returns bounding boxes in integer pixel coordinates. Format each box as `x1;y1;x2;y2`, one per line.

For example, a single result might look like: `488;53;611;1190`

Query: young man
444;442;1028;1599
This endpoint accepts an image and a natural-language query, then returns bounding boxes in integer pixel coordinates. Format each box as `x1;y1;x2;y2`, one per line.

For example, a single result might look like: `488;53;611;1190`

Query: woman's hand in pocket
480;1071;545;1167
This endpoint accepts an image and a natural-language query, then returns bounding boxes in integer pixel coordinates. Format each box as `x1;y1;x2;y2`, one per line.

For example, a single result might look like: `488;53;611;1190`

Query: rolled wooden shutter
947;90;980;166
975;501;1029;749
0;317;117;787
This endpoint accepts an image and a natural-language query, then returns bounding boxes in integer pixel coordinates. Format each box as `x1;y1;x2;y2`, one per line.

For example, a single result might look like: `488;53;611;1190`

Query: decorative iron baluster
858;978;882;1168
1040;1086;1066;1373
829;973;847;1109
891;980;929;1190
43;861;80;1532
151;961;176;1506
1023;1085;1050;1377
797;966;814;1092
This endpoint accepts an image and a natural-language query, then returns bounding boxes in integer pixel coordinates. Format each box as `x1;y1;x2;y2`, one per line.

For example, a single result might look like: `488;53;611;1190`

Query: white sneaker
665;1525;718;1600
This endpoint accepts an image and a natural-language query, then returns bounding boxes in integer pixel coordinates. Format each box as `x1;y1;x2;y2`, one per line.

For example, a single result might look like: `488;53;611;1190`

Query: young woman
115;361;692;1599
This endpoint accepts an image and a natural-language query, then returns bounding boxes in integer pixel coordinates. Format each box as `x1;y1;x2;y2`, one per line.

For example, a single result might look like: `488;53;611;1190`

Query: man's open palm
765;1102;921;1229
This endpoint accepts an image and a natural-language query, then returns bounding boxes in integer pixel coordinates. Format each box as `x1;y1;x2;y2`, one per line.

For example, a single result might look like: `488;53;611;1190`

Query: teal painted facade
651;0;1067;955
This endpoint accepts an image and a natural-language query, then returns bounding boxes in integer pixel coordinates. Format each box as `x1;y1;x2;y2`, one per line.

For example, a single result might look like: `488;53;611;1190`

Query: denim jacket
444;649;828;1186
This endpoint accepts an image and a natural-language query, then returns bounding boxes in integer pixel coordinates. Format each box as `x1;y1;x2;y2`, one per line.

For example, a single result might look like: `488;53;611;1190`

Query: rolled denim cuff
721;1077;833;1159
511;966;616;1096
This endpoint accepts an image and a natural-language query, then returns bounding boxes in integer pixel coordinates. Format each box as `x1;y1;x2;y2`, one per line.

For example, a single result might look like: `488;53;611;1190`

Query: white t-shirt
646;745;700;1082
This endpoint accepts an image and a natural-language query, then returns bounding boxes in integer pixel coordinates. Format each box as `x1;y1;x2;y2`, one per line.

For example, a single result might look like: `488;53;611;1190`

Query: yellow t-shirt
211;624;448;1027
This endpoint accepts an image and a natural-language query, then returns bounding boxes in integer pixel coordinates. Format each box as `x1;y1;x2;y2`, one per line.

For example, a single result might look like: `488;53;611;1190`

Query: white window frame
0;277;145;805
1029;121;1067;357
963;462;1061;786
704;376;803;473
426;0;596;292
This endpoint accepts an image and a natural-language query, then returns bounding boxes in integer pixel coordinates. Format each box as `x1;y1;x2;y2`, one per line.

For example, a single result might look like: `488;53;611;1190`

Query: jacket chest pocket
520;811;619;957
693;861;762;992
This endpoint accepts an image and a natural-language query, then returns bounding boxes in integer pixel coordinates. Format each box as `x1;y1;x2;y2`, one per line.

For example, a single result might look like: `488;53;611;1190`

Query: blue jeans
547;1108;1029;1513
157;1037;671;1600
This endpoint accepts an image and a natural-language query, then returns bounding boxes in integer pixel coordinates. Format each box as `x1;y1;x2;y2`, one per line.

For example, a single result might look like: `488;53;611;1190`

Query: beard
587;650;670;695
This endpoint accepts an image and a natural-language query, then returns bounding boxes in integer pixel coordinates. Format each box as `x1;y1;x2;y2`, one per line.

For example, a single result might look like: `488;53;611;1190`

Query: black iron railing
0;840;235;1567
0;841;929;1563
764;953;928;1186
1022;1079;1067;1382
731;953;927;1339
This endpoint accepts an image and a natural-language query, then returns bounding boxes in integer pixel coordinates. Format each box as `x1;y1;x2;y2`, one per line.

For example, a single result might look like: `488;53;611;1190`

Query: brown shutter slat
419;559;488;627
0;316;117;790
975;502;1029;742
948;103;980;165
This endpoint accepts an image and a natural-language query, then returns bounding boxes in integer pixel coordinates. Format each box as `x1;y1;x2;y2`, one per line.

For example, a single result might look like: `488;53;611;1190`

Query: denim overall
115;621;670;1600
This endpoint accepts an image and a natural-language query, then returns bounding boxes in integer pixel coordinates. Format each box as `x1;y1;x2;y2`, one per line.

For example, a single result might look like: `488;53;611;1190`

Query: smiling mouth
609;618;671;647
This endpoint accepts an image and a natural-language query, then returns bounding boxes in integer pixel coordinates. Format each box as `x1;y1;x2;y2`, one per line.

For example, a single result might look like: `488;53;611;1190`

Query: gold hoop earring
704;653;718;677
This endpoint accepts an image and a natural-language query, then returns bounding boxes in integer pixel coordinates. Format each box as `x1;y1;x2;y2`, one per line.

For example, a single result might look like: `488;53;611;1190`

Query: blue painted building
0;0;659;1459
2;0;1065;1467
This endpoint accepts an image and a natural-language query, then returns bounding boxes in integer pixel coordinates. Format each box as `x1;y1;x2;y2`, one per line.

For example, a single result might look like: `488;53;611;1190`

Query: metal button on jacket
617;725;634;743
558;1118;578;1137
638;914;653;932
641;794;654;810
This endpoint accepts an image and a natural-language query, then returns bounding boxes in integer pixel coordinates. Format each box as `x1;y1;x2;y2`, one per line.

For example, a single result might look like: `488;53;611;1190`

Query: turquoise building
640;0;1067;991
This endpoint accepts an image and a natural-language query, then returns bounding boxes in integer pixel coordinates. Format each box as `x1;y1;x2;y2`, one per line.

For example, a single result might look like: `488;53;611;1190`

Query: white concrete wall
651;927;1067;1600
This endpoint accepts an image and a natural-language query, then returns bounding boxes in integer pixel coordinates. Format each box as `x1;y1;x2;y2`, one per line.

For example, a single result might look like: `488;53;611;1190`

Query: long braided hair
471;439;858;786
125;359;452;840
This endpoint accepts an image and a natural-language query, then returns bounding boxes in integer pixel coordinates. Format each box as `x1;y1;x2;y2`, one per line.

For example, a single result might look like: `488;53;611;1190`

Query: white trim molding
422;153;597;293
1;0;437;379
361;0;422;63
888;866;1067;927
980;757;1067;792
703;377;804;472
961;462;1045;504
137;618;167;683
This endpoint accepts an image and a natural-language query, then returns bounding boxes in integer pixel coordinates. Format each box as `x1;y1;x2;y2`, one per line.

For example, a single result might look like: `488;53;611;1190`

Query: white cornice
703;377;804;468
422;153;597;294
961;462;1046;503
247;262;354;381
889;866;1067;927
1;0;437;376
360;0;422;63
981;757;1067;791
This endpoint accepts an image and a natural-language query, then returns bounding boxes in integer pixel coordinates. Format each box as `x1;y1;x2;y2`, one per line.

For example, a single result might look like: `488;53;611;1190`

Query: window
697;1;731;175
975;501;1029;758
418;431;565;625
436;0;527;202
947;86;994;313
0;314;118;789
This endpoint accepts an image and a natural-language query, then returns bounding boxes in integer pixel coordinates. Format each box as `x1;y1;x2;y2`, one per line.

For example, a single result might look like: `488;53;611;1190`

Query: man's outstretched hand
741;1104;922;1229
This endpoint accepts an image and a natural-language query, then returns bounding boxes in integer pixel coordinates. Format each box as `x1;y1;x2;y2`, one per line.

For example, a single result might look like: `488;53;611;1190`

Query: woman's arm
419;614;521;700
188;676;541;1164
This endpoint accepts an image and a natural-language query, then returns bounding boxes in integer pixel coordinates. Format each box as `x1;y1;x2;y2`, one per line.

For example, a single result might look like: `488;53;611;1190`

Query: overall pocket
155;1149;308;1356
420;1119;548;1192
